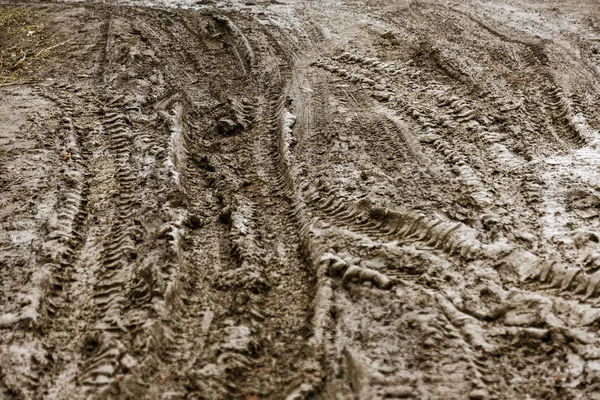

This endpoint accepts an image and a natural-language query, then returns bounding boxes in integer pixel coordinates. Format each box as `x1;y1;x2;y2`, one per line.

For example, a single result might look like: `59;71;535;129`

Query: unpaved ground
2;0;600;399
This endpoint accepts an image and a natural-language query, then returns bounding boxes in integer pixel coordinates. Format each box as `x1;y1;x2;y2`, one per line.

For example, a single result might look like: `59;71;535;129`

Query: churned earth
2;0;600;399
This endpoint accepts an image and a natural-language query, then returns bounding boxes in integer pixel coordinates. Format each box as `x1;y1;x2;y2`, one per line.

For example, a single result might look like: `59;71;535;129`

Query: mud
2;0;600;399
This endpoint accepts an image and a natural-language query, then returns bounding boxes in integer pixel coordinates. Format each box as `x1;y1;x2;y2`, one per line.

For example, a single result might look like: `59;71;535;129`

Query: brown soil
2;0;600;399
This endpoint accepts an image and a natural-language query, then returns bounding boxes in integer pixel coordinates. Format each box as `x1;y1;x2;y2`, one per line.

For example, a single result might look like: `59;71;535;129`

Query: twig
34;38;73;58
0;79;41;87
8;38;73;71
10;52;27;69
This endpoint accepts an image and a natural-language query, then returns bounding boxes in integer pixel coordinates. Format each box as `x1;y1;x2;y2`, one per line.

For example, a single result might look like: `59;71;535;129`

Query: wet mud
2;0;600;399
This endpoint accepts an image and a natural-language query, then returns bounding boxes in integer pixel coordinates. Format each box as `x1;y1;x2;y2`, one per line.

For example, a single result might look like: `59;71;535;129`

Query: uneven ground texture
2;0;600;399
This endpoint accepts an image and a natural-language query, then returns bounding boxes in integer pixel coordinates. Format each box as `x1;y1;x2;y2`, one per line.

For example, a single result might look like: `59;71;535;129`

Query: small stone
383;386;414;398
371;91;391;101
469;389;488;399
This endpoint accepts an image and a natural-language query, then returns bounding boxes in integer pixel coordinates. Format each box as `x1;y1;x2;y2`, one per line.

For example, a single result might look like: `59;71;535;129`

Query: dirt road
2;0;600;398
